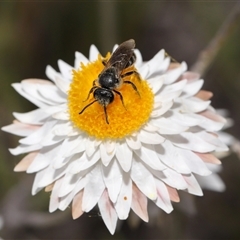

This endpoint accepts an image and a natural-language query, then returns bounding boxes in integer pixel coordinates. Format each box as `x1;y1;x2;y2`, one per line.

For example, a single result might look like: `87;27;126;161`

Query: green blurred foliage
0;1;240;239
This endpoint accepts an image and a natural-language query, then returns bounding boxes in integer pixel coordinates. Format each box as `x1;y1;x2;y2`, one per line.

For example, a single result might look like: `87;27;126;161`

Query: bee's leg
113;89;126;109
165;52;178;63
83;86;98;102
123;80;140;97
79;100;98;114
121;70;141;81
103;105;109;124
102;59;107;66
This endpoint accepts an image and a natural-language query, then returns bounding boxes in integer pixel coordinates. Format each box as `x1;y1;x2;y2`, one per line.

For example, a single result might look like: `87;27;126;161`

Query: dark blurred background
0;1;240;239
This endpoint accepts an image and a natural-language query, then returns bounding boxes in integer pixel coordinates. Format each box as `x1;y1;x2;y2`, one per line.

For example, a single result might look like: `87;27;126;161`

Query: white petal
43;104;66;115
154;179;173;213
131;184;149;222
157;168;188;190
35;82;66;104
142;122;159;132
52;136;82;167
135;144;166;171
12;83;47;108
58;190;76;211
177;148;212;176
100;142;115;166
196;152;221;165
196;173;225;192
52;122;73;136
134;49;143;68
21;80;64;105
85;137;98;157
151;101;173;118
197;131;228;152
155;57;170;75
145;49;165;78
27;145;60;173
159;79;187;99
218;131;235;146
112;44;118;52
131;159;157;200
41;131;65;147
153;117;188;135
52;156;71;170
191;114;224;132
58;60;74;80
19;119;56;145
167;132;216;153
183;174;203;196
74;51;89;69
155;82;185;103
98;190;118;235
89;44;99;62
70;150;100;174
199;110;226;131
138;129;165;144
82;164;105;212
115;142;133;172
72;190;84;219
102;160;122;203
180;71;200;82
114;175;132;220
13;109;49;125
37;161;72;188
55;76;70;94
31;168;46;195
49;178;63;212
46;65;63;83
147;76;164;94
164;62;187;84
181;79;204;98
126;135;141;150
2;121;40;137
104;140;116;153
58;177;88;211
181;97;210;113
58;172;83;198
168;111;202;127
64;136;86;157
138;62;149;79
9;143;41;156
155;141;191;174
14;152;38;172
52;110;69;121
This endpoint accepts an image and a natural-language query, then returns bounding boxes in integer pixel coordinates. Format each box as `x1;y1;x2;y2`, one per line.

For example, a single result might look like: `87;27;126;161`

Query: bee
79;39;140;124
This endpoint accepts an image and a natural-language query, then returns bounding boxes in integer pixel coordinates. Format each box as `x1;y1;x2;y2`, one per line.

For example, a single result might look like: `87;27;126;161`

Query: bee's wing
105;39;135;71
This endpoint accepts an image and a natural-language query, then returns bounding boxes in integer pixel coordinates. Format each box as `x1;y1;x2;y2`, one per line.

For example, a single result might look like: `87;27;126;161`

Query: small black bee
79;39;140;124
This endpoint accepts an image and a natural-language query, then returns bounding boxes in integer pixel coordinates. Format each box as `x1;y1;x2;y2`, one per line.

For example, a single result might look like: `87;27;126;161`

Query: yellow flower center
68;54;154;139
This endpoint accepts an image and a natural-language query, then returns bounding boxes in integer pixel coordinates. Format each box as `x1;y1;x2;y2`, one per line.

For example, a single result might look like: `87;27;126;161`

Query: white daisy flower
2;39;228;234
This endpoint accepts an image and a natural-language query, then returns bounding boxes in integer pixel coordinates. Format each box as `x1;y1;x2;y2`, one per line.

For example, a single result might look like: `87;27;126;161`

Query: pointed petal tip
14;152;38;172
98;190;118;235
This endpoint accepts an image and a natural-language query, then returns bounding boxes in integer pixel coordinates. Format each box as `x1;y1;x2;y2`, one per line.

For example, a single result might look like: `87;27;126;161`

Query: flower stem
191;3;240;76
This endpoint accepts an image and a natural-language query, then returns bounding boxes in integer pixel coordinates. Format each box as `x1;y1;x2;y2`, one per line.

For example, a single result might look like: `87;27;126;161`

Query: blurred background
0;1;240;239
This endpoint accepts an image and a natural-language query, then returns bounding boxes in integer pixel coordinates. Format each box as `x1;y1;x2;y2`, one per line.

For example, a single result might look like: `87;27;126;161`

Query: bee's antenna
79;100;98;114
83;85;97;102
103;105;109;124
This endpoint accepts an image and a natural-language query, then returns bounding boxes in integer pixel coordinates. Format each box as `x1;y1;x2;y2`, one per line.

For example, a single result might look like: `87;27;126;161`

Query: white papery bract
2;43;228;234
